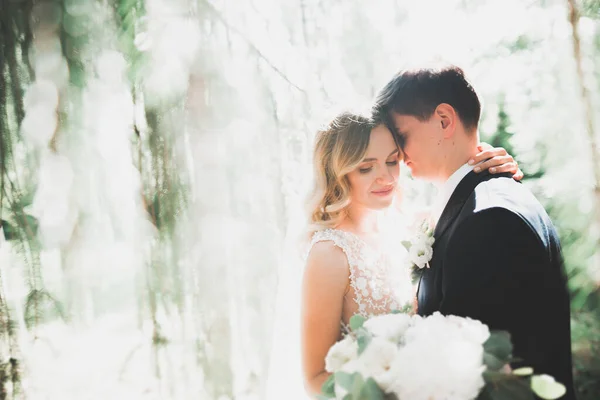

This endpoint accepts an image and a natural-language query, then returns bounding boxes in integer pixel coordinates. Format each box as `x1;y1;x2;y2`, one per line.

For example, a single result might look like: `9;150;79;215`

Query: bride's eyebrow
362;149;399;162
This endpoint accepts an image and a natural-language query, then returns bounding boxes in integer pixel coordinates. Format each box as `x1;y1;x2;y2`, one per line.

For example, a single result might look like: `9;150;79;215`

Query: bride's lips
372;186;394;196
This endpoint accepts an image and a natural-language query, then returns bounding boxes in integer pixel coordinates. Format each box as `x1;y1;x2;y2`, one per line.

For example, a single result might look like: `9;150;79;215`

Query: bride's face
346;125;400;210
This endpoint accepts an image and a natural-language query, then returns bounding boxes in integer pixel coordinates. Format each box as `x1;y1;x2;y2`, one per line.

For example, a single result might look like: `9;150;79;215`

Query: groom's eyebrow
362;149;399;162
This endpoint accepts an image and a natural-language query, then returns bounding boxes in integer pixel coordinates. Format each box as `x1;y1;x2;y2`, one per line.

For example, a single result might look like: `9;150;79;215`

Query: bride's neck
342;205;382;234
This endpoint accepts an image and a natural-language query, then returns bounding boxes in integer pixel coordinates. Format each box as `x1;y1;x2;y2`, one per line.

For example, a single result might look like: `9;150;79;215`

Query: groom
372;66;576;400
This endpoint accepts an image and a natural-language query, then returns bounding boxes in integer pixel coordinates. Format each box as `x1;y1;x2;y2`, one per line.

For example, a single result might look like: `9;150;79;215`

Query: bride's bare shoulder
305;239;349;279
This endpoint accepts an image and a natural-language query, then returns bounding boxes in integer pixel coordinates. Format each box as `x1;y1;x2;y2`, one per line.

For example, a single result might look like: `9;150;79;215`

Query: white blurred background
0;0;599;398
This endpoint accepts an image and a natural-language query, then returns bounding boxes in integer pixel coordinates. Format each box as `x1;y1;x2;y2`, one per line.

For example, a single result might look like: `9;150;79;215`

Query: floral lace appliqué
309;229;412;320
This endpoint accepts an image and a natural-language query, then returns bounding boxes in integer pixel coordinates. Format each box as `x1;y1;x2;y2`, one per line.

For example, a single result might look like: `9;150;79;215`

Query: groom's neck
436;133;479;183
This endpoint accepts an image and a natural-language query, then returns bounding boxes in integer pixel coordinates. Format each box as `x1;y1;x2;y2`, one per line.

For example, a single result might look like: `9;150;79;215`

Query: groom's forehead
392;114;421;133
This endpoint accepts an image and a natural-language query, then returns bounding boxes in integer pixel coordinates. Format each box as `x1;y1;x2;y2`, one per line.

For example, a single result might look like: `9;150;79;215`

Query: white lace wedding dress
265;227;414;399
308;228;414;327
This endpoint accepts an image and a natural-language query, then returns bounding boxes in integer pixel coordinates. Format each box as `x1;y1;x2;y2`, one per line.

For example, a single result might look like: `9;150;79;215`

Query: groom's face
392;113;444;181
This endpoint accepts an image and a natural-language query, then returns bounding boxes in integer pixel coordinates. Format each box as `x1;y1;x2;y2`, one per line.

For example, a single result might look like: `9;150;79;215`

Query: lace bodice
308;228;414;322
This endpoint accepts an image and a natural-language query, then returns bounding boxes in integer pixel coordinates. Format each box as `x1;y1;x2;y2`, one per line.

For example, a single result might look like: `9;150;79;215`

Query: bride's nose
377;168;394;184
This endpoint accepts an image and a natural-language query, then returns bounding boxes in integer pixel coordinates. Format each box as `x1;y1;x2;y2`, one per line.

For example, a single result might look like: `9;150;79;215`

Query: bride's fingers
473;155;513;173
489;161;518;174
469;148;509;166
513;168;525;181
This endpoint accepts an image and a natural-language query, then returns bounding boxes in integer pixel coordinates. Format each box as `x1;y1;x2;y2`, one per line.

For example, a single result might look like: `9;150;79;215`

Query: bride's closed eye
359;160;398;174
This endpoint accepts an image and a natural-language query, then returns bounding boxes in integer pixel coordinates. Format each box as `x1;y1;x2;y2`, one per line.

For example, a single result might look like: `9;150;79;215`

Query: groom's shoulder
466;176;551;229
474;177;541;209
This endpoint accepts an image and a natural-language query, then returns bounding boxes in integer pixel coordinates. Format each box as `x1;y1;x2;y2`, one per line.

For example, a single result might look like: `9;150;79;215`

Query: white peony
405;312;490;346
325;336;358;372
341;337;399;391
386;336;486;400
444;314;491;345
363;313;412;343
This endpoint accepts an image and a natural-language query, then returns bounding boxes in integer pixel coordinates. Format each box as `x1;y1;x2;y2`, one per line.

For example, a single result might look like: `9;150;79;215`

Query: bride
265;112;522;399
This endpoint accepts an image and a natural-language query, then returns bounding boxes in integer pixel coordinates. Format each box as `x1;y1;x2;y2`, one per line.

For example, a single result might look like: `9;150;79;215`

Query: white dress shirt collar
431;162;475;225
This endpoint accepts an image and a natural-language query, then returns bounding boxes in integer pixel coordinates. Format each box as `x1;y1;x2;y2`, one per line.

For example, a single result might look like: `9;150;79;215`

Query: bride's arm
301;242;350;397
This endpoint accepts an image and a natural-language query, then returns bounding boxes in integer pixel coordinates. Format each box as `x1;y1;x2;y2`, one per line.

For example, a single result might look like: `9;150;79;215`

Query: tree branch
200;0;307;95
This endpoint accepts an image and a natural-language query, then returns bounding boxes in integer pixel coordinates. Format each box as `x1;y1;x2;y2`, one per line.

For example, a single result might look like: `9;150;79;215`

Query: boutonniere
402;219;435;284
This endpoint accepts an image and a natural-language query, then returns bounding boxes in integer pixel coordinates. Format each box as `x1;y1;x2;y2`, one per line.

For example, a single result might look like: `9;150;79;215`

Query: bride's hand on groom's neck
470;142;524;181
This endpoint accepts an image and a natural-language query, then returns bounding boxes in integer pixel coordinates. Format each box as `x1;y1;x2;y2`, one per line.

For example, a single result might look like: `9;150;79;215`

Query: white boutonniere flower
402;219;435;284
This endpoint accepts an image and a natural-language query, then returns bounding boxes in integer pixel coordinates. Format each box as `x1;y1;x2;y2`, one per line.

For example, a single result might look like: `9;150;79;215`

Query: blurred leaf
62;12;90;37
357;332;371;356
349;314;365;331
582;0;600;18
335;371;355;391
321;374;335;397
24;289;66;329
1;213;38;241
483;331;513;371
513;367;534;376
1;220;18;240
482;372;534;400
361;377;385;400
350;372;364;400
531;375;567;400
513;36;530;51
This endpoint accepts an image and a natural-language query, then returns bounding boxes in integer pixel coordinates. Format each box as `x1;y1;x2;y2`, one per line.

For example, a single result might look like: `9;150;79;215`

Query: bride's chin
369;199;394;210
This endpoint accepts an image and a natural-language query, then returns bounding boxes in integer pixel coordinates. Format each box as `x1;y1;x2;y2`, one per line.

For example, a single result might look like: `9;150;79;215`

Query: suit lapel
433;170;513;240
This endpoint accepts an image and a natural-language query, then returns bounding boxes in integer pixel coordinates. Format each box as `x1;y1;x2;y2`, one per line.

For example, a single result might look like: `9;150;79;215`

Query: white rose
363;313;412;343
409;243;433;269
325;336;358;372
424;234;435;247
413;232;435;247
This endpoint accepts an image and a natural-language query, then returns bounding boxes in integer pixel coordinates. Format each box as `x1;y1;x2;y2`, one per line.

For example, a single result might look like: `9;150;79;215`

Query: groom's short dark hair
372;65;481;133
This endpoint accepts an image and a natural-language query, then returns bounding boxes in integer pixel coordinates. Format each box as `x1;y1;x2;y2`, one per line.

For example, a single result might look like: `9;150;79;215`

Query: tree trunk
567;0;600;227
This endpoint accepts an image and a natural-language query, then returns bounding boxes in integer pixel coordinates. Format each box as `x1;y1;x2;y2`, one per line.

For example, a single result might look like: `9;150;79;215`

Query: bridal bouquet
320;312;566;400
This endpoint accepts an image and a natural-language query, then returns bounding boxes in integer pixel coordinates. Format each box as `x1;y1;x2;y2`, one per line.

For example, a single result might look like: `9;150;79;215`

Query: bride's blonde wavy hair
307;112;381;235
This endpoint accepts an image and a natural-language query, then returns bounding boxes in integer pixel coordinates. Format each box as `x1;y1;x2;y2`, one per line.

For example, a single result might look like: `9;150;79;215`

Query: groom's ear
434;103;457;138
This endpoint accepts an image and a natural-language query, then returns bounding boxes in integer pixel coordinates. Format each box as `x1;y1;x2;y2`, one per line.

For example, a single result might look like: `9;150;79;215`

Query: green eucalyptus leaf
350;373;364;400
349;314;366;331
513;367;534;376
321;374;335;397
411;267;423;285
476;386;494;400
483;331;512;369
361;377;385;400
481;373;534;400
483;353;506;371
531;375;566;400
357;333;371;356
335;371;355;391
